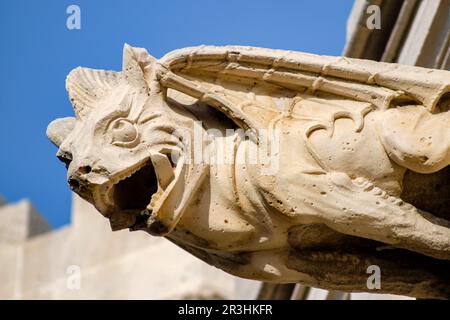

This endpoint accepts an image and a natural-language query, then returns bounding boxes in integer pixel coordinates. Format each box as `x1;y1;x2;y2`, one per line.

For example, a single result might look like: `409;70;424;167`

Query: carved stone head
47;45;191;232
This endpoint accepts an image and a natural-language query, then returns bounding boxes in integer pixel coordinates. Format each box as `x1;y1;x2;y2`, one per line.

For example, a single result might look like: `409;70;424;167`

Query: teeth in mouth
110;161;149;185
93;153;175;218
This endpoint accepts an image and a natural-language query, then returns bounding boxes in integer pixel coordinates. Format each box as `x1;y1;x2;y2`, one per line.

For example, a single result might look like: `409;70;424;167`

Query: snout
67;166;95;203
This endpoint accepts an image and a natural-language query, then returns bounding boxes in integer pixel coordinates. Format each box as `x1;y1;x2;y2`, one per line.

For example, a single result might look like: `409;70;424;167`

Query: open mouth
113;161;158;212
104;160;159;230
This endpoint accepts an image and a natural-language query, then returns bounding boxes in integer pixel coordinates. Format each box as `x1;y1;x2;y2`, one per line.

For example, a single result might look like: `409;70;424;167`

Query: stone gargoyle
47;44;450;299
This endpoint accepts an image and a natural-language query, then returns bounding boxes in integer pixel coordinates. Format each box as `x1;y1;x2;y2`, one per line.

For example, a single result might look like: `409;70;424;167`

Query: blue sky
0;0;354;228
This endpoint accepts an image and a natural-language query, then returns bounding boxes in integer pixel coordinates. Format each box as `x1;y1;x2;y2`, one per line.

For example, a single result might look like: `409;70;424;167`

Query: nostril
79;166;92;174
68;178;80;190
57;151;73;169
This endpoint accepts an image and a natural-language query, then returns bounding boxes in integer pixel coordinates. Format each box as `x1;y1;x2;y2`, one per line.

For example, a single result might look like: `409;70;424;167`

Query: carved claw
321;172;450;260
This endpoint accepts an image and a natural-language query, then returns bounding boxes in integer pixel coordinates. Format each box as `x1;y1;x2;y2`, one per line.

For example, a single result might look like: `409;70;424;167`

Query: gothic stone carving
47;45;450;299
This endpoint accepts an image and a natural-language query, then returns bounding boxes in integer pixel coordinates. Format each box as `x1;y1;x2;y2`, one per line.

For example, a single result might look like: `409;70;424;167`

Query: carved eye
110;118;139;146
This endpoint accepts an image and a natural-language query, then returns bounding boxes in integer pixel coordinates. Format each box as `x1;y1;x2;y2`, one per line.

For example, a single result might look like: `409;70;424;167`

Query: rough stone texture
47;45;450;299
0;195;248;299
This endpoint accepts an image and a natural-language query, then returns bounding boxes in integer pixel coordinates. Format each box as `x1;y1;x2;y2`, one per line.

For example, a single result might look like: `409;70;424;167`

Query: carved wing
156;45;450;137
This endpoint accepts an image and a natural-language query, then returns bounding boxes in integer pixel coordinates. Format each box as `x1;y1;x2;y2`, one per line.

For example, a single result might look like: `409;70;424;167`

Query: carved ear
46;117;76;147
66;67;121;118
122;43;156;88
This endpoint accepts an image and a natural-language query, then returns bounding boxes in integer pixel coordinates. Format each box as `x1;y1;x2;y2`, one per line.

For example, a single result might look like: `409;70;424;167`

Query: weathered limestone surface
47;45;450;299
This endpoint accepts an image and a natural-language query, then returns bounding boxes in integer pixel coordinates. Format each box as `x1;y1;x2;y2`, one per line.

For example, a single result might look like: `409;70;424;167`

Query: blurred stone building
0;195;259;299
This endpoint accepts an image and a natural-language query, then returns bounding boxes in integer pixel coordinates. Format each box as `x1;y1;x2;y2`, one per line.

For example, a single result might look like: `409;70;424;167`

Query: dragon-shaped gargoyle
47;44;450;299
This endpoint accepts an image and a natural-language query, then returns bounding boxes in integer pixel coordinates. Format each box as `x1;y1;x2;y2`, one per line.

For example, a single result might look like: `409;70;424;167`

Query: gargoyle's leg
378;106;450;174
312;172;450;260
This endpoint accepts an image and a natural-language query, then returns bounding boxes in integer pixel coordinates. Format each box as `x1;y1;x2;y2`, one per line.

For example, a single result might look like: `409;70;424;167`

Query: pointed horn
46;117;76;147
122;43;156;87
